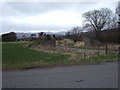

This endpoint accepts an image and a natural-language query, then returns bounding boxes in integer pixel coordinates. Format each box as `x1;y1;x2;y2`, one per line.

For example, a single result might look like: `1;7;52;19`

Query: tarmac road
2;62;118;88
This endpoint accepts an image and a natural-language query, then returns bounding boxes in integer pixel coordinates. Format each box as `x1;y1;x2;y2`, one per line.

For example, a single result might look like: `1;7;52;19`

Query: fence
58;45;118;60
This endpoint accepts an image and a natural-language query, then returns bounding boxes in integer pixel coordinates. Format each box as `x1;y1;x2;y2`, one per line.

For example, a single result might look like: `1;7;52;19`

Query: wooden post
84;53;86;59
118;47;120;61
97;46;100;56
105;45;108;54
97;52;99;56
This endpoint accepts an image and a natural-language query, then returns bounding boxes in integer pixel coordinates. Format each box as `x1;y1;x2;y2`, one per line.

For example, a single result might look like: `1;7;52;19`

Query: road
2;62;118;88
57;46;117;53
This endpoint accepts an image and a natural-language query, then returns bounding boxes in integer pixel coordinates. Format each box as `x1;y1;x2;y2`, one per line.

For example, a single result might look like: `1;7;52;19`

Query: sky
0;1;119;34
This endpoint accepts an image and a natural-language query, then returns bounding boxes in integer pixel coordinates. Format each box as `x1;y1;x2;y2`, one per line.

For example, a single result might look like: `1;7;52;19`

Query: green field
2;42;69;69
2;42;118;69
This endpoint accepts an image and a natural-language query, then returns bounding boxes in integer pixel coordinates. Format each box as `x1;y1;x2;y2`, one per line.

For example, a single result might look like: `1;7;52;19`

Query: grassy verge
76;55;118;63
58;55;118;65
2;42;118;69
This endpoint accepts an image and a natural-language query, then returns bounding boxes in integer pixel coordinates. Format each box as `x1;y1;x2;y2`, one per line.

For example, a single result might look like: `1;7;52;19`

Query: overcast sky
0;1;118;34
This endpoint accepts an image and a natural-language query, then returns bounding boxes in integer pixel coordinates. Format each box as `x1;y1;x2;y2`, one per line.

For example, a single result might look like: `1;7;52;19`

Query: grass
2;42;69;69
2;42;118;69
79;55;118;63
59;55;118;65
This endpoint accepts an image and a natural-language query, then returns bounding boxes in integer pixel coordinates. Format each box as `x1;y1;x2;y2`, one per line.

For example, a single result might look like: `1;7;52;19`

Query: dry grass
56;39;74;47
31;43;117;61
74;41;85;47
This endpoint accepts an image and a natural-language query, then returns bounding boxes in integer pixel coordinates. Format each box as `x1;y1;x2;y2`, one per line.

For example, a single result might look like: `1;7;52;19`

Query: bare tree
107;2;120;29
66;26;83;42
38;32;44;38
66;26;83;36
116;1;120;25
107;15;118;29
82;8;112;33
72;26;83;35
53;34;56;39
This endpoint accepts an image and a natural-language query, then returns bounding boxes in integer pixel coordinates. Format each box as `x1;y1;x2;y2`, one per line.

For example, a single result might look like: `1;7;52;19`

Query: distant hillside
54;31;66;36
16;33;39;39
16;31;66;39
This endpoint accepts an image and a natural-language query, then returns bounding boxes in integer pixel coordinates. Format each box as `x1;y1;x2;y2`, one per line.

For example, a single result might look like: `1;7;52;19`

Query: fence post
83;53;86;59
97;52;99;56
118;47;120;61
97;46;100;56
105;45;108;54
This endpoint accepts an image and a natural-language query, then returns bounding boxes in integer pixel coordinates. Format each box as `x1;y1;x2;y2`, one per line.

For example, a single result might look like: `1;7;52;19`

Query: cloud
8;10;81;26
1;1;118;34
2;2;80;16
